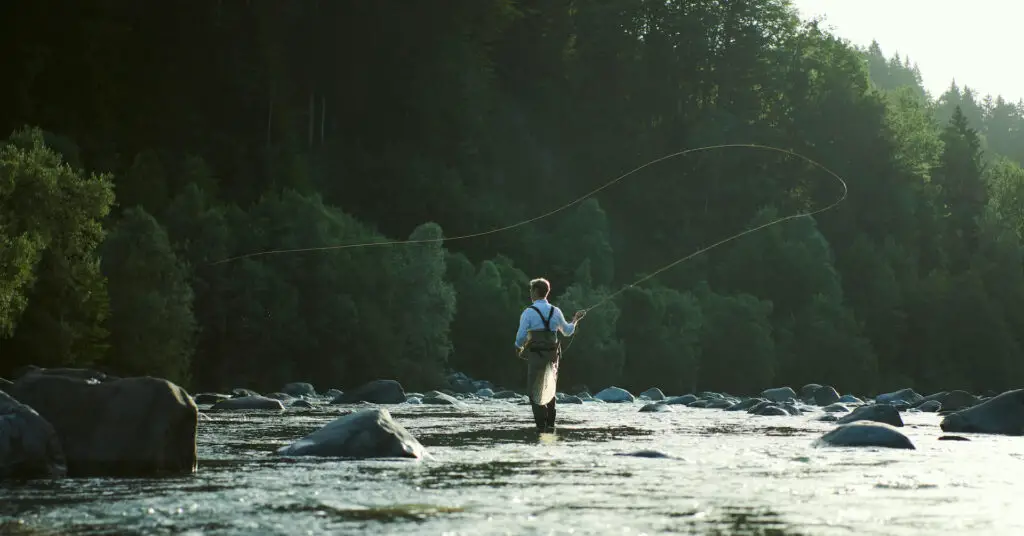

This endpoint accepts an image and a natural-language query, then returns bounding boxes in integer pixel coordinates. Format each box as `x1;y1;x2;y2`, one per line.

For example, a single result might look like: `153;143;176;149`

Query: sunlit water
2;399;1023;535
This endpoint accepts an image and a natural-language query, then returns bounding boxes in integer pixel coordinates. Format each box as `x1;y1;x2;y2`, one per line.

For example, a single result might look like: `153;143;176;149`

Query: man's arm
553;307;577;337
514;309;530;349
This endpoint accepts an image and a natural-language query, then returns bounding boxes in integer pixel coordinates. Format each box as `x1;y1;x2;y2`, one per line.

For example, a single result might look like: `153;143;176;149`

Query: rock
814;422;915;449
445;372;476;394
476;388;495;398
838;394;862;404
231;388;260;398
836;404;903;427
276;408;425;459
761;387;797;403
211;396;286;411
699;391;724;400
916;400;941;412
940;389;1024;436
938;435;969;441
800;383;823;399
875;388;922;406
492;390;520;399
193;393;230;405
638;388;666;401
818;414;839;422
405;397;422;405
615;450;672;459
639;402;671;413
916;390;979;412
8;374;197;477
325;389;343;399
557;394;584;404
0;377;12;393
813;386;841;406
688;400;710;409
282;382;316;398
332;380;406;404
726;398;764;412
289;400;314;409
422;392;464;406
594;387;635;403
823;403;850;413
666;394;698;405
754;405;790;416
746;400;775;414
705;398;734;409
0;390;67;479
266;392;295;401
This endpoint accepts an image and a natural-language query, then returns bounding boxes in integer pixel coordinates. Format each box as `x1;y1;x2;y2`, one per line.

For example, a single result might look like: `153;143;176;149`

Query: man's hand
572;310;586;323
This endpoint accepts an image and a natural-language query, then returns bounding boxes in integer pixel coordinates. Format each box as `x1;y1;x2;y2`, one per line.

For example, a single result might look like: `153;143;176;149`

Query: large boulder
276;408;425;459
916;390;979;413
0;391;67;479
332;380;407;404
813;386;841;406
281;382;316;398
940;389;1024;435
814;422;915;449
8;373;197;477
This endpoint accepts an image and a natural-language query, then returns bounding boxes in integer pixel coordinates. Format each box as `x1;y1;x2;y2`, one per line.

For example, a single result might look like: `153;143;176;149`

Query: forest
3;1;1024;397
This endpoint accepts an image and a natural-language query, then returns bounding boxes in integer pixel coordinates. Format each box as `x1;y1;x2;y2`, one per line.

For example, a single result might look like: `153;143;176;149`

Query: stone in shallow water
333;380;406;404
594;387;635;403
836;404;903;427
276;408;426;459
666;394;698;405
814;422;915;449
281;382;316;398
875;388;922;405
211;395;285;411
761;387;796;403
614;449;673;459
940;389;1024;436
0;390;67;479
639;402;671;413
813;386;841;406
638;388;666;401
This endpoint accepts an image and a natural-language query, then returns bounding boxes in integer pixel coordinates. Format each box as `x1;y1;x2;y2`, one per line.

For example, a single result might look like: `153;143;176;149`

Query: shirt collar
532;298;549;305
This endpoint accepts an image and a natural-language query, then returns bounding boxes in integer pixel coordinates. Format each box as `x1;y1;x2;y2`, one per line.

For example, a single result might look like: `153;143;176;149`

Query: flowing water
2;399;1023;535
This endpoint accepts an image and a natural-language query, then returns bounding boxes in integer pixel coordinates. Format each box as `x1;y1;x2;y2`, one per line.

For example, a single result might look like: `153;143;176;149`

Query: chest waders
523;305;561;407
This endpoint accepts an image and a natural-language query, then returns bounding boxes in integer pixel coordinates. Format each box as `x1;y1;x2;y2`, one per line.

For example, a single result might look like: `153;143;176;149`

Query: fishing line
209;144;846;265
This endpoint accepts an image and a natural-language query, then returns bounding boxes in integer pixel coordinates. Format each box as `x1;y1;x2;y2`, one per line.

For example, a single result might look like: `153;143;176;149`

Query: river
2;398;1022;535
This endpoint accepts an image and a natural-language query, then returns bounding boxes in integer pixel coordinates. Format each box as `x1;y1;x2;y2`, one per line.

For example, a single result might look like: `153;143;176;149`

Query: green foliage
101;207;195;385
0;127;114;372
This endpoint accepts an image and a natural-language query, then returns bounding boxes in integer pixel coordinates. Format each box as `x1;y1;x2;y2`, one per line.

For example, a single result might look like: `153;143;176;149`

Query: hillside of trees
3;1;1024;397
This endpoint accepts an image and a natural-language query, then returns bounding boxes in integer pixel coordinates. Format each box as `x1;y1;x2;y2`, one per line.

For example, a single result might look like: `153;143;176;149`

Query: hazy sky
788;0;1023;103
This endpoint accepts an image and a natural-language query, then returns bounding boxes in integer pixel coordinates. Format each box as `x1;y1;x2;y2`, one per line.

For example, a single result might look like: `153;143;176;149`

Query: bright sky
788;0;1024;103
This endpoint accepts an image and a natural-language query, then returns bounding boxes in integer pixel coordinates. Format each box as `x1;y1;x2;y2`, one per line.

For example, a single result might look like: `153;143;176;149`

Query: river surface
2;399;1023;535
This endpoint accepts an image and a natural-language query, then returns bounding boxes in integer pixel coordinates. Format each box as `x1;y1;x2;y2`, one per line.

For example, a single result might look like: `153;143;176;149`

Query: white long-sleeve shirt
514;298;576;349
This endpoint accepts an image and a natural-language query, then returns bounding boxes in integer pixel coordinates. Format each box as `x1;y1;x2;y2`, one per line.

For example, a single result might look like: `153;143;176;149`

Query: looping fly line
211;144;847;271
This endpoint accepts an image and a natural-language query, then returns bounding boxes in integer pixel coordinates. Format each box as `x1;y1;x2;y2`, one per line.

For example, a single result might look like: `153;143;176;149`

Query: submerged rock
615;450;673;459
814;422;915;449
836;404;903;427
422;392;465;406
726;398;764;412
266;392;295;401
594;387;635;403
232;388;260;398
333;380;406;404
289;400;314;409
839;394;863;405
917;390;978;413
558;394;584;404
8;373;197;477
939;435;970;441
282;382;316;398
916;400;941;413
639;402;671;413
638;388;666;401
212;396;285;411
476;388;495;398
492;390;520;399
0;390;67;479
823;403;850;413
940;389;1024;436
276;408;426;459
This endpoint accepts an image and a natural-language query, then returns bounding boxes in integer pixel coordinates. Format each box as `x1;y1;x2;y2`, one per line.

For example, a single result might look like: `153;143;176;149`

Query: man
514;277;585;433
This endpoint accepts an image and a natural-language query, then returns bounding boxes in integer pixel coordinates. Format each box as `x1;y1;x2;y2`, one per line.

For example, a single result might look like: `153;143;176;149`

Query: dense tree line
2;1;1023;397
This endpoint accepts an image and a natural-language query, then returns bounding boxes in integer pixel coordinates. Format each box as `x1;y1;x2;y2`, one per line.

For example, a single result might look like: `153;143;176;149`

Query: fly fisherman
514;278;585;433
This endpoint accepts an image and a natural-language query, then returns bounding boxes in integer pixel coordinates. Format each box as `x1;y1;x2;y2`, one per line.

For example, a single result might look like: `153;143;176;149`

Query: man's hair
530;278;551;298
